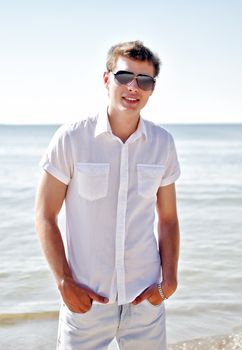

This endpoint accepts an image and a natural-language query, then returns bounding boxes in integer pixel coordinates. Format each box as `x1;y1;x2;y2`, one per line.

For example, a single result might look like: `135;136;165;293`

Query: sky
0;0;242;125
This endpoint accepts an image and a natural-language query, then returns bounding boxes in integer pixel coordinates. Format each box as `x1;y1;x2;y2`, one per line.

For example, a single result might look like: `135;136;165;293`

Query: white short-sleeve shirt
41;110;180;305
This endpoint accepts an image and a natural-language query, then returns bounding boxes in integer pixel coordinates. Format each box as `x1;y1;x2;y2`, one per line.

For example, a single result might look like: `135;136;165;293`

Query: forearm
36;216;72;288
158;219;180;295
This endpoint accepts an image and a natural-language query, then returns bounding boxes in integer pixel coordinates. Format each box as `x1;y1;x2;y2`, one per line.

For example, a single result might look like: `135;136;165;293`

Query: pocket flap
77;163;110;176
137;164;165;177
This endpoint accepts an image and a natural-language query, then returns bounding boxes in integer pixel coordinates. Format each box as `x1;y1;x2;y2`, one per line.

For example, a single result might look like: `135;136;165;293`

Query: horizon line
1;121;242;127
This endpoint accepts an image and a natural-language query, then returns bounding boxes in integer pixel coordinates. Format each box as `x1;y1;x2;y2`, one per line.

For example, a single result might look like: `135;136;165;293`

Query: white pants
57;300;167;350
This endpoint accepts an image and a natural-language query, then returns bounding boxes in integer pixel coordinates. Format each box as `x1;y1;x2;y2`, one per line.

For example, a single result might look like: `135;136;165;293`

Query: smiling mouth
123;97;139;103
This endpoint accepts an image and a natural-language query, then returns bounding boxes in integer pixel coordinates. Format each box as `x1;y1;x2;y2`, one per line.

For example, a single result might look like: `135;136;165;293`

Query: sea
0;123;242;350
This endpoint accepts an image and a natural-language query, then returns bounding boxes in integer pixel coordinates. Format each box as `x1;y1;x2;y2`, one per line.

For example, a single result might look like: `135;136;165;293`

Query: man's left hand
131;282;175;306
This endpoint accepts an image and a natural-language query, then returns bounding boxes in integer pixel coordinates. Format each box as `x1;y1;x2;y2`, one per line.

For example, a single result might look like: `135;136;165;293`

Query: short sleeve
40;125;73;185
160;134;180;187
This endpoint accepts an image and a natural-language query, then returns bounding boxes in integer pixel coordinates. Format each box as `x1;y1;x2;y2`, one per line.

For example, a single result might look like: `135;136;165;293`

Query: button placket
115;143;129;304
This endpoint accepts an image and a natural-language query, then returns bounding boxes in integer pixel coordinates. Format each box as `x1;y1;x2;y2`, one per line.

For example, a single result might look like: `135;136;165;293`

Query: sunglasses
112;70;156;91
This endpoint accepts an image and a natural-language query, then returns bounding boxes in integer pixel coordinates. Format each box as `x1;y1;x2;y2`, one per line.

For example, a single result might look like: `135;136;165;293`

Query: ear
103;71;110;89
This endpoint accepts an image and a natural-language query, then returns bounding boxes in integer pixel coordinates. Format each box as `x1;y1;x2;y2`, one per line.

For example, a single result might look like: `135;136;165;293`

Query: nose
127;78;139;91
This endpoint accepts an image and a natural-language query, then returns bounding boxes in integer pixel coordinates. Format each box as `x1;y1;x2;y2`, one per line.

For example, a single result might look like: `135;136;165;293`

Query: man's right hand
58;277;109;313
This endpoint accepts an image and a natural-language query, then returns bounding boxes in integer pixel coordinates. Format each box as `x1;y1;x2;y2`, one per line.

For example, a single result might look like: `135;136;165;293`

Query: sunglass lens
115;71;134;85
137;76;155;91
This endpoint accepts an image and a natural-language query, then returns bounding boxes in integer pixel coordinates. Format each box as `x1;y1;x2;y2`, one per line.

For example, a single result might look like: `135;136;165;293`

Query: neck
107;107;140;142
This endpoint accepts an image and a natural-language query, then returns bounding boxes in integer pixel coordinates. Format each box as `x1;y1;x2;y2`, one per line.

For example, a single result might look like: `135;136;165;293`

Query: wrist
159;279;178;298
157;283;168;300
57;274;74;291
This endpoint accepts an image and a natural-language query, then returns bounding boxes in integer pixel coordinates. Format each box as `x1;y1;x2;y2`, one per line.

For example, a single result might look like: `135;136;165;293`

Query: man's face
104;56;155;116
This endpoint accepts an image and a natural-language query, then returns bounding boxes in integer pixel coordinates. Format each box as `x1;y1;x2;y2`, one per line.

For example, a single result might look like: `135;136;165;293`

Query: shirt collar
94;108;112;137
130;117;147;143
94;107;147;142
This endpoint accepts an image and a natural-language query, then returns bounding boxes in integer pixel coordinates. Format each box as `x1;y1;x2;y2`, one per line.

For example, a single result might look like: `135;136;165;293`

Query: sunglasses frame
112;70;156;91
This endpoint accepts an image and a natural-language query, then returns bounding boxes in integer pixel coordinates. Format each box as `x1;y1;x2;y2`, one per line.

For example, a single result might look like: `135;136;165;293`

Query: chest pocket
137;164;165;198
76;163;110;201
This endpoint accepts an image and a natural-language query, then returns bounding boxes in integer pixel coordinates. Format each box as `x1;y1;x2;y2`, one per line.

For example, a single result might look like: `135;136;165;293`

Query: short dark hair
106;40;161;77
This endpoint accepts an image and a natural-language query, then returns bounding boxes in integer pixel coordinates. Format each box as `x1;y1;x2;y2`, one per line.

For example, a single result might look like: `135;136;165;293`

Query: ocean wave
169;327;242;350
0;311;58;325
0;148;44;156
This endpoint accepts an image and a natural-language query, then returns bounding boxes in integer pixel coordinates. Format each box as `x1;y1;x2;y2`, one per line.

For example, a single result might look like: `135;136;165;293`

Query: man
35;40;180;350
